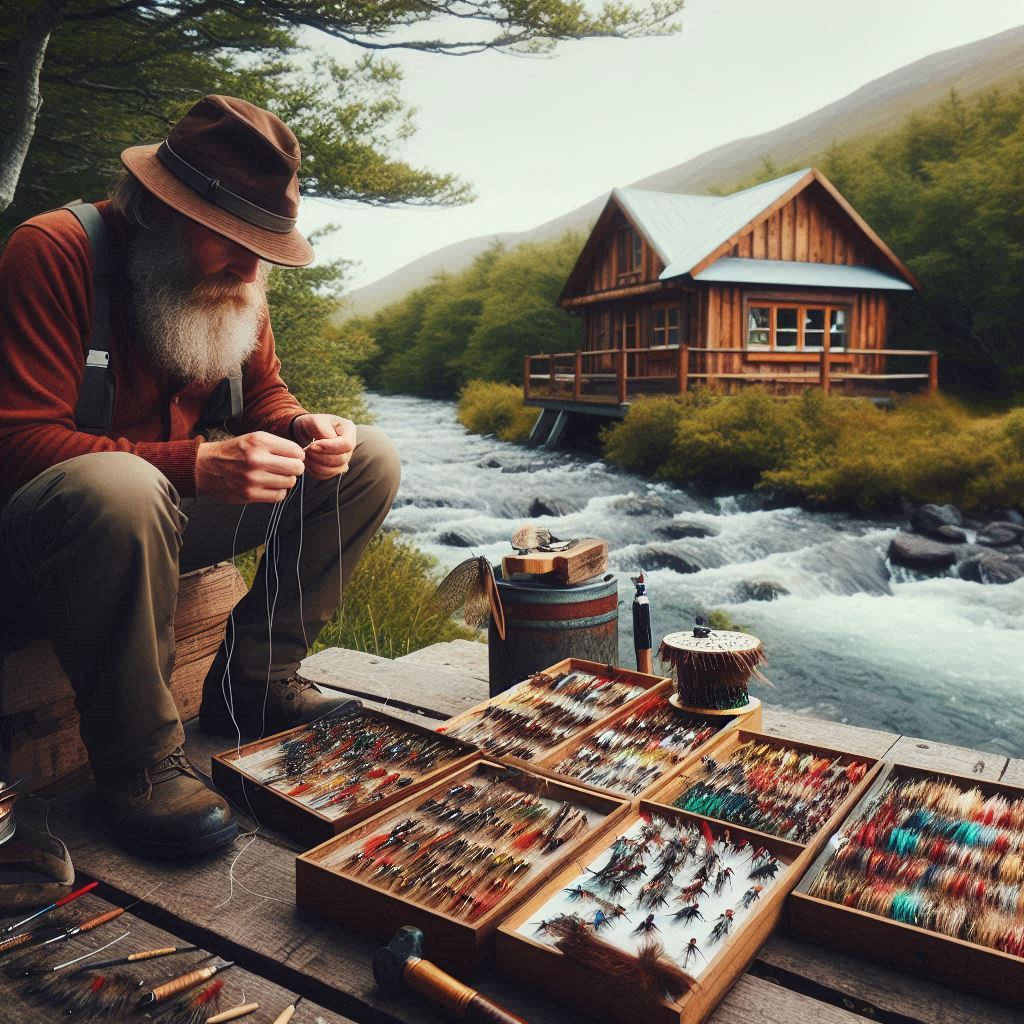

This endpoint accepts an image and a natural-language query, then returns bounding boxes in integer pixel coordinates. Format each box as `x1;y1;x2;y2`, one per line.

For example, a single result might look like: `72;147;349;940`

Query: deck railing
523;344;938;403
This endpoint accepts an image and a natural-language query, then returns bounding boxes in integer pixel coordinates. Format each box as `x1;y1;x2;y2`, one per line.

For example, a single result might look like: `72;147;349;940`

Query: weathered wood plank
759;933;1019;1024
0;892;356;1024
709;973;864;1024
1001;758;1024;787
396;639;488;683
759;708;899;759
300;647;487;720
885;735;1007;781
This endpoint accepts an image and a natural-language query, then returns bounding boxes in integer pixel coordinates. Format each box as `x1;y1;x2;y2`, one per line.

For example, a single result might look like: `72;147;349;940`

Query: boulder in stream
960;551;1024;585
733;580;789;602
932;524;968;544
635;547;701;575
977;522;1023;548
910;503;963;538
437;530;475;548
655;521;716;540
889;534;957;573
529;497;575;518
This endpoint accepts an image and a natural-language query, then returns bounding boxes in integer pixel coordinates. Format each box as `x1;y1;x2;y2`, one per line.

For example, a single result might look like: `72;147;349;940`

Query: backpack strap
66;203;116;434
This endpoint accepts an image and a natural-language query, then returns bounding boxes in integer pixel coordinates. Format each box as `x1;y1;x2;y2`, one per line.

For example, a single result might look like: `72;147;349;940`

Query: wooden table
5;640;1020;1024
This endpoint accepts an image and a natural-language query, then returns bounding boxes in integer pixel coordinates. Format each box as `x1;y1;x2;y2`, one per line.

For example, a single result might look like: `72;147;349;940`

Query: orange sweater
0;202;307;507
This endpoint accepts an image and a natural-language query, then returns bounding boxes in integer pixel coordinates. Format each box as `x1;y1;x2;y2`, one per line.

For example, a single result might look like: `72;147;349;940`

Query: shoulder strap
66;203;116;434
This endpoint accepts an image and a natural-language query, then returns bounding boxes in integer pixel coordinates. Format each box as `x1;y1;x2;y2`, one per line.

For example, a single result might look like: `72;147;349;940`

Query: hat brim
121;144;315;268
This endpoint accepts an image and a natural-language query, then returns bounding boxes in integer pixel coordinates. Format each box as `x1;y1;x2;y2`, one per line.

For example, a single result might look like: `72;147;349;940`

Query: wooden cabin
524;168;936;437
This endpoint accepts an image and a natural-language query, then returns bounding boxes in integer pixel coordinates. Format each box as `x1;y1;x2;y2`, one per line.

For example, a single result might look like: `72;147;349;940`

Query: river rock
802;540;892;596
933;524;968;544
635;548;701;575
977;522;1024;547
655;521;716;540
437;530;475;547
733;580;789;602
960;551;1024;585
910;503;963;538
478;456;503;469
529;497;575;518
991;508;1024;526
612;495;674;517
888;534;957;572
500;461;546;474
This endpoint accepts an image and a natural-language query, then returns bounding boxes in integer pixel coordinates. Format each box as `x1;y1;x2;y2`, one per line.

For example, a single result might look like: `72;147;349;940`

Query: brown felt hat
121;94;314;267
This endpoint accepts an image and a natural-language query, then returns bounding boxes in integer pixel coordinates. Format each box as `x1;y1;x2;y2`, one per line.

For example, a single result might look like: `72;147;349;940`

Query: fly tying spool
658;619;768;718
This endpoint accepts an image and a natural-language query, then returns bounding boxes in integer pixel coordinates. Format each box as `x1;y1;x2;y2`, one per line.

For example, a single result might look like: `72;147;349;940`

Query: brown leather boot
98;748;238;858
198;675;358;738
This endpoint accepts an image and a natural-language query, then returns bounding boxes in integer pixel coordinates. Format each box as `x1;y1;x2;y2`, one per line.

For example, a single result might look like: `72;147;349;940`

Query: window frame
743;295;852;359
649;303;681;349
615;226;643;283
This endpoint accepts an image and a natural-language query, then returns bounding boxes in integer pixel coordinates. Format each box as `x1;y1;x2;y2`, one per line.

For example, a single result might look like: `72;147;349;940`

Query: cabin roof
615;170;810;281
557;168;920;301
693;256;913;291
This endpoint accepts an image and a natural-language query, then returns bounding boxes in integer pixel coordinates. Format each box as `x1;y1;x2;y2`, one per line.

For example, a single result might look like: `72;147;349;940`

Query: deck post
820;333;831;397
549;354;555;397
678;344;689;394
574;351;582;401
523;355;530;400
929;351;939;395
617;348;627;404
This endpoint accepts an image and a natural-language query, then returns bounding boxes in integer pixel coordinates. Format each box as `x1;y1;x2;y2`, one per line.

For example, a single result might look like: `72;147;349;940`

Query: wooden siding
584;212;665;294
729;181;878;267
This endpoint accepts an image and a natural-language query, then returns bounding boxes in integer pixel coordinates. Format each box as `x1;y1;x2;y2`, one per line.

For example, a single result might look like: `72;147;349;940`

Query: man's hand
196;431;305;504
292;414;357;481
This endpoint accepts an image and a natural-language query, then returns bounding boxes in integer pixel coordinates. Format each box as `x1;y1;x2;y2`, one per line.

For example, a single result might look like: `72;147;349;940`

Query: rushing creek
368;392;1024;757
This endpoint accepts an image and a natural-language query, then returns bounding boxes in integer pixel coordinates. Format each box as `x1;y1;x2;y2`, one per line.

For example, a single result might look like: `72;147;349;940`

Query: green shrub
457;380;538;443
231;531;478;659
603;389;1024;513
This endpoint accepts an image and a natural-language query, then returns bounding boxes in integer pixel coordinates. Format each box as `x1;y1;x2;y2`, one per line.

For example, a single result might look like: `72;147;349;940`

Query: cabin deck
523;345;939;409
6;640;1019;1024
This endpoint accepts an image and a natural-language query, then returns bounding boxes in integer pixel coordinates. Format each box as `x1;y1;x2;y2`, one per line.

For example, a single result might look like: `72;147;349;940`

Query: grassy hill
345;24;1024;316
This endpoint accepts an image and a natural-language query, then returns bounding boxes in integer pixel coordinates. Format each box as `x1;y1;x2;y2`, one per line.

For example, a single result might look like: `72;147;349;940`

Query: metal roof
693;256;913;291
613;170;810;281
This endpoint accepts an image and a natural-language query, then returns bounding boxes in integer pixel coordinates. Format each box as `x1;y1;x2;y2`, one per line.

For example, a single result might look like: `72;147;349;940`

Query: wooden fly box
496;801;804;1024
295;758;629;969
789;762;1024;1009
211;703;478;847
646;728;883;858
524;683;757;803
438;658;670;768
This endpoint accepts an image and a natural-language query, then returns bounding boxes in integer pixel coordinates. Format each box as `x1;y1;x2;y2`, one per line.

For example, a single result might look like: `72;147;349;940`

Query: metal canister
487;570;619;695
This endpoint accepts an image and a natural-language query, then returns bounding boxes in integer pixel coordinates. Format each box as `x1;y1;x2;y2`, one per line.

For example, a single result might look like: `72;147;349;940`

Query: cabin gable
560;200;666;305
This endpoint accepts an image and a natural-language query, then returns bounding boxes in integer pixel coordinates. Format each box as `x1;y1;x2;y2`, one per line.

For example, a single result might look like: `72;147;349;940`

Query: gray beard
127;221;270;384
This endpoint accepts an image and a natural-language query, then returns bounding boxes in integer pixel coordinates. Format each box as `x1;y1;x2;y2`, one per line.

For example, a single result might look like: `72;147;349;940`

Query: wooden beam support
617;348;627;404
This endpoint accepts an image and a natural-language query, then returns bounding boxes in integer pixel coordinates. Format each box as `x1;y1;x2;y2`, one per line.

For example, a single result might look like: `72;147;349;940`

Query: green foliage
602;390;1024;513
815;85;1024;393
360;233;584;398
1;0;683;225
457;380;538;443
314;531;479;658
266;230;370;422
233;531;478;658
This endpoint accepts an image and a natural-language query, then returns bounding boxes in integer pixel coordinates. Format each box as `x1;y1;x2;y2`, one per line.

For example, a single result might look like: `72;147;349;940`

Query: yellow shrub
457;380;538;443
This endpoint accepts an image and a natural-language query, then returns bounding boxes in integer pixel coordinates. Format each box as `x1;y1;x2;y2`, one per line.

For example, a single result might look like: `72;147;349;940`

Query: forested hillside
351;85;1024;396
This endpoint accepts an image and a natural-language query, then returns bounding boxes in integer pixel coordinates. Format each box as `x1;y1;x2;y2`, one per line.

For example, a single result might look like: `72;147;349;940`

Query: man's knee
32;452;183;541
350;424;401;498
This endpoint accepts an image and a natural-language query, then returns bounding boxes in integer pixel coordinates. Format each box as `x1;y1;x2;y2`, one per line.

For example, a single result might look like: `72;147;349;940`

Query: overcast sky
296;0;1024;292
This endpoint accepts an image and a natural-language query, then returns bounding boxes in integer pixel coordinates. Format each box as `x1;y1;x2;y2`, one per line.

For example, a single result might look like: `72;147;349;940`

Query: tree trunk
0;0;69;214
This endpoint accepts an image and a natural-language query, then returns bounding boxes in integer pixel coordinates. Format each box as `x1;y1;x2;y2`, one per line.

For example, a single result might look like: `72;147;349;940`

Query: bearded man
0;96;400;858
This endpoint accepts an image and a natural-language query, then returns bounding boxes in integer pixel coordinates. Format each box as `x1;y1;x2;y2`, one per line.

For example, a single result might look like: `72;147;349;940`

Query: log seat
0;563;246;792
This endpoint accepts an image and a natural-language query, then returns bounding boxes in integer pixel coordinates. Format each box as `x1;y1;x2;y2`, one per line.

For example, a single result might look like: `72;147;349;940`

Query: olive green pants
0;426;400;774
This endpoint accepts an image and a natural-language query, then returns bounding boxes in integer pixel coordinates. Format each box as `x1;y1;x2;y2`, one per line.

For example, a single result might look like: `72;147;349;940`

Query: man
0;95;401;858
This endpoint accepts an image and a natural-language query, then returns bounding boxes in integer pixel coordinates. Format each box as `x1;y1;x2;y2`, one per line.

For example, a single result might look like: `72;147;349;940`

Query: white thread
52;931;130;970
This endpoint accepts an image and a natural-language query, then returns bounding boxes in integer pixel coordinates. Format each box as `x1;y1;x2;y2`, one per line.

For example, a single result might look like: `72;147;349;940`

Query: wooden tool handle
207;1004;259;1024
464;993;530;1024
0;930;34;953
80;907;124;931
146;964;213;1003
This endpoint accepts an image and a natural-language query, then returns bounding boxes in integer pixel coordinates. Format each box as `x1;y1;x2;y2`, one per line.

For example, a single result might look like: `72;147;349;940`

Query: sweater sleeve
238;318;308;439
0;220;202;504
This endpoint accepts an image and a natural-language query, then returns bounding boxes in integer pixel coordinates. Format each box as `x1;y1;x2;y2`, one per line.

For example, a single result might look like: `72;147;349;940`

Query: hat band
156;141;297;234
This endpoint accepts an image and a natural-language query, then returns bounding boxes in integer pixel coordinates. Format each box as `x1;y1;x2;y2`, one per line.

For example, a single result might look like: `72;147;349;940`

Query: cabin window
616;228;642;278
650;305;680;347
746;301;850;352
